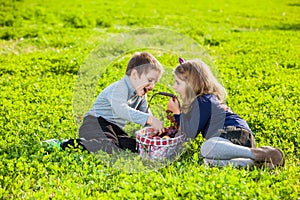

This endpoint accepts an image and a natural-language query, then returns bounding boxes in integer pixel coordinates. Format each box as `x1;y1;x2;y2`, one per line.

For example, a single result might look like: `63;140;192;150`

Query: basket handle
146;92;180;113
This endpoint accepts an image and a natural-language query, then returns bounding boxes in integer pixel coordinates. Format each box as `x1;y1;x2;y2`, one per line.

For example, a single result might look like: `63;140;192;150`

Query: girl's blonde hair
174;59;227;113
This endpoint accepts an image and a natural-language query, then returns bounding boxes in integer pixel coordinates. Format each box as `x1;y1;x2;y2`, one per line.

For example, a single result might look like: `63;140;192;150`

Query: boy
58;52;164;154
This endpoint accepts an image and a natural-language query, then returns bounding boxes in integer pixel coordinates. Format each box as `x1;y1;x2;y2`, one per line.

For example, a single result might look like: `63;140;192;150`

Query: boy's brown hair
126;52;163;77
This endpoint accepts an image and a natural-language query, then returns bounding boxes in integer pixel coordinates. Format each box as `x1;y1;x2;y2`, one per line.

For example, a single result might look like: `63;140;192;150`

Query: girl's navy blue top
174;94;251;139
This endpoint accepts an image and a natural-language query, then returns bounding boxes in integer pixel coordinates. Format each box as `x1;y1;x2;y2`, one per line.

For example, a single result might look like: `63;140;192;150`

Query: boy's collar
124;75;137;96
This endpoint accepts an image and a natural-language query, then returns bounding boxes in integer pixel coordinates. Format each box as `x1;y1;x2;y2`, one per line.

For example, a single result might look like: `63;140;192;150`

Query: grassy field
1;0;299;199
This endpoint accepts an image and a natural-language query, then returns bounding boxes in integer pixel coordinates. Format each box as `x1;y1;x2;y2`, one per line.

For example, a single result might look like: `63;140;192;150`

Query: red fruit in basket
159;126;177;138
166;110;179;130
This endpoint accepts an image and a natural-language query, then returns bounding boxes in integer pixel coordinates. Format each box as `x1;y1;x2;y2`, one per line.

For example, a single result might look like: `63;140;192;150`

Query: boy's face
173;74;186;99
131;69;160;97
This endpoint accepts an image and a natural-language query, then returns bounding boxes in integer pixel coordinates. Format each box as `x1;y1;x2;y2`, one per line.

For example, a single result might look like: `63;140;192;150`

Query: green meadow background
1;0;299;199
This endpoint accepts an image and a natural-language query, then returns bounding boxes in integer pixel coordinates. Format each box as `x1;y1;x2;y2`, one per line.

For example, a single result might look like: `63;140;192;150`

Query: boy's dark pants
63;115;137;154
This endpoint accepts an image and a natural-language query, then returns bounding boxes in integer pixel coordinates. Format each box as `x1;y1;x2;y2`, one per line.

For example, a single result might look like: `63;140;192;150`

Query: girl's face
131;69;160;97
173;74;187;99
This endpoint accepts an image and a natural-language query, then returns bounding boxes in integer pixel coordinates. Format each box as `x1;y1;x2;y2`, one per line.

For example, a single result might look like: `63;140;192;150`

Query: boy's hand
147;116;164;133
167;97;180;114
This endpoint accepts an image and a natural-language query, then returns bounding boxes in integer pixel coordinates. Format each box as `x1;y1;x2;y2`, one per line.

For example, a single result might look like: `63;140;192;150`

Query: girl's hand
167;97;180;114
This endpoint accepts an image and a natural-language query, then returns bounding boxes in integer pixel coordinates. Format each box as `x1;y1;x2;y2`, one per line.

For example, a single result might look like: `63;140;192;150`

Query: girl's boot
251;146;285;168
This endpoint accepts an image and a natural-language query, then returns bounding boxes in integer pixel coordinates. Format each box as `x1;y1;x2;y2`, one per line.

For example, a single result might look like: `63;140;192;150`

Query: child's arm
146;115;164;131
109;82;161;129
180;97;226;139
167;97;209;139
137;95;152;114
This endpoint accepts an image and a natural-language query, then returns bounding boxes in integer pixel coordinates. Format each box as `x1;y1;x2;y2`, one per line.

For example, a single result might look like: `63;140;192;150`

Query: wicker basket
135;127;185;161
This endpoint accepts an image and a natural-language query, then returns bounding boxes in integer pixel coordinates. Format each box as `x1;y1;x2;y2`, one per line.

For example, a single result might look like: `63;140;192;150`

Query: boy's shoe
41;139;62;151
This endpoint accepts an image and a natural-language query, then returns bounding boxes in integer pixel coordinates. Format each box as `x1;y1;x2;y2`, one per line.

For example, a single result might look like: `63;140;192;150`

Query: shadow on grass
261;23;300;31
276;23;300;31
288;3;300;7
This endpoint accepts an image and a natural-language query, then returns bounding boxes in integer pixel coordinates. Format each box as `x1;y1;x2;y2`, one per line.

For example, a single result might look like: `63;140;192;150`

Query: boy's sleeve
110;83;149;126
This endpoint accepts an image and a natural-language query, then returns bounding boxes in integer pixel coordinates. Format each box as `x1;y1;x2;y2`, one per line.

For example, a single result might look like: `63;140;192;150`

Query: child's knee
200;139;215;157
200;137;223;157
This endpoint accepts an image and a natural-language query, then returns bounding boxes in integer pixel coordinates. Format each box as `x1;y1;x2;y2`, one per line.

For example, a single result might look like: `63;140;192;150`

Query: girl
167;59;285;168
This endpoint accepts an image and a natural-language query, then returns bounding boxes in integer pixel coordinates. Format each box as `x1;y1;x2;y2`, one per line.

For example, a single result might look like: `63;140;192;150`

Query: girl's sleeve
174;114;180;124
180;99;211;139
180;97;226;139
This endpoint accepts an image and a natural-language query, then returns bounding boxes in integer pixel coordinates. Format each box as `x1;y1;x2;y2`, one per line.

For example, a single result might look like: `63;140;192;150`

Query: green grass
1;0;299;199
